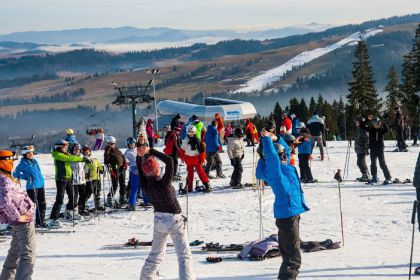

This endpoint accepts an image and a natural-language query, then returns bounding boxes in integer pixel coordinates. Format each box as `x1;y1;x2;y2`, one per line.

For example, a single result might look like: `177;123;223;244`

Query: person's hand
137;146;150;157
230;159;235;166
18;213;32;223
83;156;93;163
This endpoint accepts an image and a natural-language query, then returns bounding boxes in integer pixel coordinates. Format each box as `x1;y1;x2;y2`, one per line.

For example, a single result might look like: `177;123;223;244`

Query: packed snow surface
0;141;418;279
235;29;383;93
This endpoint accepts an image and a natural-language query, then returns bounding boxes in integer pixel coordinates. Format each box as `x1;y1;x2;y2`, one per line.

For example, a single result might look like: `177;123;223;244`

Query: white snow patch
235;29;383;93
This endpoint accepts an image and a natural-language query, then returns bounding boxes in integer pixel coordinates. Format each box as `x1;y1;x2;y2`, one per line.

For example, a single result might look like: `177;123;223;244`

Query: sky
1;0;419;34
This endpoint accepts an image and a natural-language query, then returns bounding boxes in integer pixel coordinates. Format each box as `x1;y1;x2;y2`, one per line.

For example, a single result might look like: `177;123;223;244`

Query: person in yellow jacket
82;145;104;211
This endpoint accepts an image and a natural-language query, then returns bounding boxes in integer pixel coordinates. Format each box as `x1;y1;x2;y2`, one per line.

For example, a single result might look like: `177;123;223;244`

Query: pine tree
299;98;309;122
309;97;316;115
400;54;417;119
347;40;381;119
316;94;324;115
414;23;420;92
384;66;401;123
272;101;283;126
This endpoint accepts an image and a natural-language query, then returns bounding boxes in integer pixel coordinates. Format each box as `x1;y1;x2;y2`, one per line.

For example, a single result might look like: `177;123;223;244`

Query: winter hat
279;126;287;133
66;128;74;135
126;137;136;146
0;150;16;173
21;145;35;155
54;139;69;150
105;135;116;144
141;156;160;177
313;111;318;116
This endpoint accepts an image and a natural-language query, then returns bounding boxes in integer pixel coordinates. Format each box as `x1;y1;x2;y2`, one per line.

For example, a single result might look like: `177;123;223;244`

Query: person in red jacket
215;113;225;145
280;113;292;135
245;119;257;146
163;126;181;179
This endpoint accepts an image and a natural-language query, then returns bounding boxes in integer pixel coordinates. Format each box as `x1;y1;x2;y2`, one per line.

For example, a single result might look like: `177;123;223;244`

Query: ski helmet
70;143;82;154
283;134;296;144
187;125;197;135
66;128;74;135
126;137;136;146
234;128;244;138
296;122;305;129
21;145;35;155
105;136;116;144
54;139;69;149
273;143;285;154
0;150;17;173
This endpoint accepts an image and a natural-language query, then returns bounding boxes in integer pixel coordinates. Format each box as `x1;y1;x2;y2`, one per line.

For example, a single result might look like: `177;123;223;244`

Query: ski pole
409;200;418;280
257;180;263;239
334;169;345;246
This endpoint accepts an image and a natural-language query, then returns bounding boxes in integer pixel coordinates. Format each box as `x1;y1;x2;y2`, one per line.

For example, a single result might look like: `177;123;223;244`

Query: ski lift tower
111;81;154;138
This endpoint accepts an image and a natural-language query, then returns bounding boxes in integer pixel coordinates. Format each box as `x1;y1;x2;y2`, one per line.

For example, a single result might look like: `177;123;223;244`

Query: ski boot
367;176;378;185
45;219;62;229
356;174;370;182
126;205;136;211
383;179;393;185
232;183;243;189
78;210;91;217
65;210;82;220
203;182;212;193
106;196;114;208
216;174;226;179
305;179;318;184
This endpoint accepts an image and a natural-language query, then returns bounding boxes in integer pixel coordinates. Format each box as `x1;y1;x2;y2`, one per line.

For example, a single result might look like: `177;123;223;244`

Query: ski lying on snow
36;229;75;234
206;255;239;263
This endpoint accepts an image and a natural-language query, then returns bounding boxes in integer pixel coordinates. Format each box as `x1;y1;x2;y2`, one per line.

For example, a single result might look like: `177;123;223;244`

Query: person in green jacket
191;115;204;141
47;139;90;227
82;145;104;211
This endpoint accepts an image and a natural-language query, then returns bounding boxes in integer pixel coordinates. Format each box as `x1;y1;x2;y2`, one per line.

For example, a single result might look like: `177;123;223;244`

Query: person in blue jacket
296;129;317;183
204;120;225;178
13;145;46;227
256;129;309;280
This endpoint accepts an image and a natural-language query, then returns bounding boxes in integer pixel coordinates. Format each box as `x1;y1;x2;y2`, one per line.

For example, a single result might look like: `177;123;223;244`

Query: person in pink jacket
0;150;36;280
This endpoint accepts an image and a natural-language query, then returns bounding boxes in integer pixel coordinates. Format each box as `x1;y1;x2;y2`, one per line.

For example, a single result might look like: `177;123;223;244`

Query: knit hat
141;156;160;177
0;150;16;173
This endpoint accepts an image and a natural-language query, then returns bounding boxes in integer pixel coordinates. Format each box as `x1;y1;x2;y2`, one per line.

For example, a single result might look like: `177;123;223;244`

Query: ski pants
73;184;86;211
311;136;324;159
128;172;139;206
204;152;223;176
0;223;36;280
230;157;243;186
370;148;391;180
185;155;208;192
26;188;46;226
148;137;154;149
298;154;313;181
396;129;408;151
85;180;102;209
140;213;194;280
356;153;369;176
107;166;126;201
50;179;75;220
171;154;179;177
276;215;301;280
93;139;103;151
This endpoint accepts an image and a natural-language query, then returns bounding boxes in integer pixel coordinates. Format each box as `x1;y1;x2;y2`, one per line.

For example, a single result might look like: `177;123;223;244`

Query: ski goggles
0;151;18;161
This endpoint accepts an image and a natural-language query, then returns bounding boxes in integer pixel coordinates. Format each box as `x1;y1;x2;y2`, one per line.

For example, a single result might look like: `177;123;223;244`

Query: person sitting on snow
256;128;309;280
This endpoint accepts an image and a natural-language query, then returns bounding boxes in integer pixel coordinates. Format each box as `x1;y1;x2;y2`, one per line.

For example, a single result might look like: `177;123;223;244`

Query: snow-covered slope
235;29;383;93
0;141;418;279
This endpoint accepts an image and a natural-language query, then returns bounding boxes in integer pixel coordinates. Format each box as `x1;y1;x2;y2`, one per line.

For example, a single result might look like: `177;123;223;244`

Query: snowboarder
227;128;245;188
70;143;88;217
354;117;370;182
82;145;104;211
179;126;210;193
204;120;225;179
307;111;325;161
104;136;127;206
137;146;195;280
0;150;36;280
13;145;47;227
256;129;309;280
366;116;393;185
393;107;408;152
124;137;139;211
296;130;317;183
47;140;89;227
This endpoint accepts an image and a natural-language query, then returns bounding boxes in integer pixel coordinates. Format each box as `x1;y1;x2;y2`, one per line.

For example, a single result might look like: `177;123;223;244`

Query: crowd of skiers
0;107;419;280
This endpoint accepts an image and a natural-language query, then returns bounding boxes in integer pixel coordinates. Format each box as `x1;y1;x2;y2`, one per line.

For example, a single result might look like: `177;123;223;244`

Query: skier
65;128;78;149
82;145;104;211
291;114;300;136
135;133;151;206
146;119;155;149
179;126;210;193
215;112;225;147
224;122;233;143
307;111;325;160
296;130;317;183
191;115;204;141
227;128;245;188
92;128;104;151
163;126;181;179
244;119;257;146
256;129;309;280
366;116;393;185
414;152;420;275
70;143;88;217
47;139;88;227
13;145;47;227
0;150;36;280
354;117;370;182
104;136;127;207
137;146;194;279
393;107;408;152
170;113;181;131
280;113;292;135
204;120;225;179
124;137;139;211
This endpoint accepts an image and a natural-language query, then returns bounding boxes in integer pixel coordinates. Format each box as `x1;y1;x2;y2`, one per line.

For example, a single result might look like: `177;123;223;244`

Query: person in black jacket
137;146;195;280
393;107;408;152
307;111;326;161
414;152;420;275
354;117;370;182
366;116;392;185
104;136;127;206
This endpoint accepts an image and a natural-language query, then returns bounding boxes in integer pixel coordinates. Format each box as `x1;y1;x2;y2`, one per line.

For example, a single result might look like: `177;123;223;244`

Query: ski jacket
181;136;204;157
71;160;86;185
170;114;181;130
192;120;204;140
227;136;244;159
84;158;103;181
414;152;420;188
96;133;104;141
215;113;224;133
13;158;44;190
104;146;125;168
366;123;388;150
244;121;256;136
124;148;137;175
239;234;278;259
52;150;84;180
354;126;369;154
280;118;292;134
307;115;325;137
256;136;309;219
297;139;312;155
0;173;35;225
137;149;181;214
205;125;220;153
163;131;180;156
292;118;300;136
224;125;233;138
146;119;154;138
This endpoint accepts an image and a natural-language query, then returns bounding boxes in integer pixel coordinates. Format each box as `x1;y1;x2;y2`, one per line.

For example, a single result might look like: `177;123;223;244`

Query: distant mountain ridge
0;24;331;44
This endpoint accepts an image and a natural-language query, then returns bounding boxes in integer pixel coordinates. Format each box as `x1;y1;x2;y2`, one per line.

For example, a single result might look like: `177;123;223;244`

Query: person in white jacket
70;143;87;218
